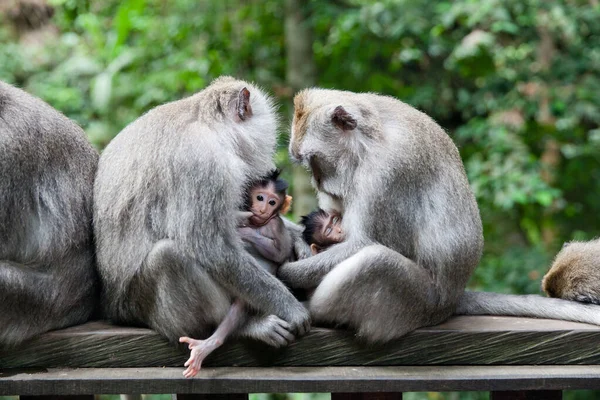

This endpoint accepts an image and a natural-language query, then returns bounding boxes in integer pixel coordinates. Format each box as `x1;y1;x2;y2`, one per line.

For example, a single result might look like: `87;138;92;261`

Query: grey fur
281;89;484;343
94;76;310;344
0;81;98;347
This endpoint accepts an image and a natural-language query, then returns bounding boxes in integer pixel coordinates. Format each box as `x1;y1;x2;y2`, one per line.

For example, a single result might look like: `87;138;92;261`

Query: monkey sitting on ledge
179;170;295;378
542;238;600;305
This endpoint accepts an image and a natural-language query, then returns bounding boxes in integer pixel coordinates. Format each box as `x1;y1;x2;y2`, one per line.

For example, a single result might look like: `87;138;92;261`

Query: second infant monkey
179;170;294;377
301;209;345;255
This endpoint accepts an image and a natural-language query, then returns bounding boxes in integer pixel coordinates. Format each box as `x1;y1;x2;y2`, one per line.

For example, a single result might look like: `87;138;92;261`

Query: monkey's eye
325;227;333;236
257;195;264;201
332;216;339;224
269;200;277;206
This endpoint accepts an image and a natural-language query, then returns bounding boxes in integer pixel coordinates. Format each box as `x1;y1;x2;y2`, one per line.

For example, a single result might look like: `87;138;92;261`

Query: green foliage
1;0;599;294
2;6;600;398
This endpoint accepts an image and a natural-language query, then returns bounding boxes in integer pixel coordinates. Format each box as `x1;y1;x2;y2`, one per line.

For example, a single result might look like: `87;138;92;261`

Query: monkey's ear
332;105;357;131
310;243;321;256
237;87;253;121
281;195;293;215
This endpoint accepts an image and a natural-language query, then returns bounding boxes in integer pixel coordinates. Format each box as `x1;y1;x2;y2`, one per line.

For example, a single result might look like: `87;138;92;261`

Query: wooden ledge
3;366;600;395
2;316;600;369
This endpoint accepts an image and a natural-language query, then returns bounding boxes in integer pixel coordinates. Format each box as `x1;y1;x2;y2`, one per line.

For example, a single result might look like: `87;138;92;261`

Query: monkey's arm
281;217;312;260
277;241;362;288
238;219;290;264
235;211;254;227
239;226;281;261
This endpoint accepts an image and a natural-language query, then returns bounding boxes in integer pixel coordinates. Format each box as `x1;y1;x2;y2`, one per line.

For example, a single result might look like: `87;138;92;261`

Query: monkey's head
289;89;383;200
205;76;279;180
245;169;292;226
542;239;600;303
300;208;345;255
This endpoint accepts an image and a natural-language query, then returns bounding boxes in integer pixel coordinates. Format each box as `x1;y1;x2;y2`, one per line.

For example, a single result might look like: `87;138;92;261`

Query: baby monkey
300;209;345;255
179;170;294;378
542;238;600;305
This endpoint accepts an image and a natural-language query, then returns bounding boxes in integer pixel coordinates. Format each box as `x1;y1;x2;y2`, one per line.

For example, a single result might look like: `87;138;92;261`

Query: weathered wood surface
3;366;600;395
2;316;600;368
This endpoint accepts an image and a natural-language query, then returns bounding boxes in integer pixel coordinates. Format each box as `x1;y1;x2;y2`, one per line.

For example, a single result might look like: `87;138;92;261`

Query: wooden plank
491;391;562;400
3;316;600;368
2;366;600;395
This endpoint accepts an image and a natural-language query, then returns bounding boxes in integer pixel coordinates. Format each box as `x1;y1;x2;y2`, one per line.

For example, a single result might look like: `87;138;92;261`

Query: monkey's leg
0;261;55;346
0;251;95;347
179;299;247;378
309;244;445;343
137;239;231;342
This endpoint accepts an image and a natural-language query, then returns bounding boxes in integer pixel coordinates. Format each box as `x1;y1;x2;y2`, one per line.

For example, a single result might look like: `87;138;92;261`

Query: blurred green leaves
2;0;600;297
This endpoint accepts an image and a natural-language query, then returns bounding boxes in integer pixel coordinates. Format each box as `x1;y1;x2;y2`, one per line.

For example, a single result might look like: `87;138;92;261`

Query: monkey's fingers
183;366;199;378
179;336;192;344
274;326;295;345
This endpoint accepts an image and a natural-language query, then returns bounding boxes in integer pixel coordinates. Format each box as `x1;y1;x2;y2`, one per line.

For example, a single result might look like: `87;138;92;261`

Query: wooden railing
2;316;600;399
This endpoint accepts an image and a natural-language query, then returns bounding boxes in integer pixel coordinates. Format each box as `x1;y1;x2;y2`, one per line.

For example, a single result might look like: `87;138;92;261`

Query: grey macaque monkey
279;88;600;343
0;81;98;347
94;77;310;355
541;239;600;305
179;170;295;378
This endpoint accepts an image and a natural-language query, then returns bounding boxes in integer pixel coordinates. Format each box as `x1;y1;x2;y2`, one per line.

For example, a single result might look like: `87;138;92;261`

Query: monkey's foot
179;336;221;378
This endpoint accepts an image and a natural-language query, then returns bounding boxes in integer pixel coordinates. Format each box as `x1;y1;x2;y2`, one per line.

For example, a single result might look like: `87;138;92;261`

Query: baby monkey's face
249;182;282;225
316;211;344;246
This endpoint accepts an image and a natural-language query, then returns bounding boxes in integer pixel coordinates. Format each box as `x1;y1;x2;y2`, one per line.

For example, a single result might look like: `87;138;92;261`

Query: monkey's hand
179;336;222;378
235;211;254;227
281;301;312;336
239;315;296;347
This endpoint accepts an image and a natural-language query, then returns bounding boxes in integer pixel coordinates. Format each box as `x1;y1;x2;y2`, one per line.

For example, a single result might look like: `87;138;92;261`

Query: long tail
456;291;600;326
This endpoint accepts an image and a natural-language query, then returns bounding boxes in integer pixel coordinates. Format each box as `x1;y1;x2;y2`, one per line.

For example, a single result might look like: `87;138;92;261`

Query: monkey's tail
456;291;600;326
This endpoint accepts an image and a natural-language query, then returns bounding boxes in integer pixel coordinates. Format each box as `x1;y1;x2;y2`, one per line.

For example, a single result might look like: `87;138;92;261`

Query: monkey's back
355;92;484;297
0;81;99;345
0;81;98;268
93;94;255;325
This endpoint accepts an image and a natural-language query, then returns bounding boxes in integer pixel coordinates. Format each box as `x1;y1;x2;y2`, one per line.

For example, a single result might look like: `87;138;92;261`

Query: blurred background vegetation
1;0;600;399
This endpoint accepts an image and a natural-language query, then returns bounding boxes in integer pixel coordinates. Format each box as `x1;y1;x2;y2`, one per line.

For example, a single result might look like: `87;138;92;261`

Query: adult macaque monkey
94;77;310;350
0;81;98;347
280;88;600;343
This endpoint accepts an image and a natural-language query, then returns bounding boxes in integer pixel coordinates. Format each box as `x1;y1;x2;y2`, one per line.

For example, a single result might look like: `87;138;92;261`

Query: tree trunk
285;0;318;220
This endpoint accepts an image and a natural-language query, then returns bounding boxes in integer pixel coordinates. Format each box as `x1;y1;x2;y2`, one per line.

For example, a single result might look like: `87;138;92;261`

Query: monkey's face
289;89;381;198
248;183;283;226
314;212;345;246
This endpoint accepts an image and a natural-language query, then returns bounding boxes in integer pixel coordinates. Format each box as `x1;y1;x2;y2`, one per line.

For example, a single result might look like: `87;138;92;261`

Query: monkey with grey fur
280;88;600;343
94;77;310;352
541;239;600;305
0;81;98;347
